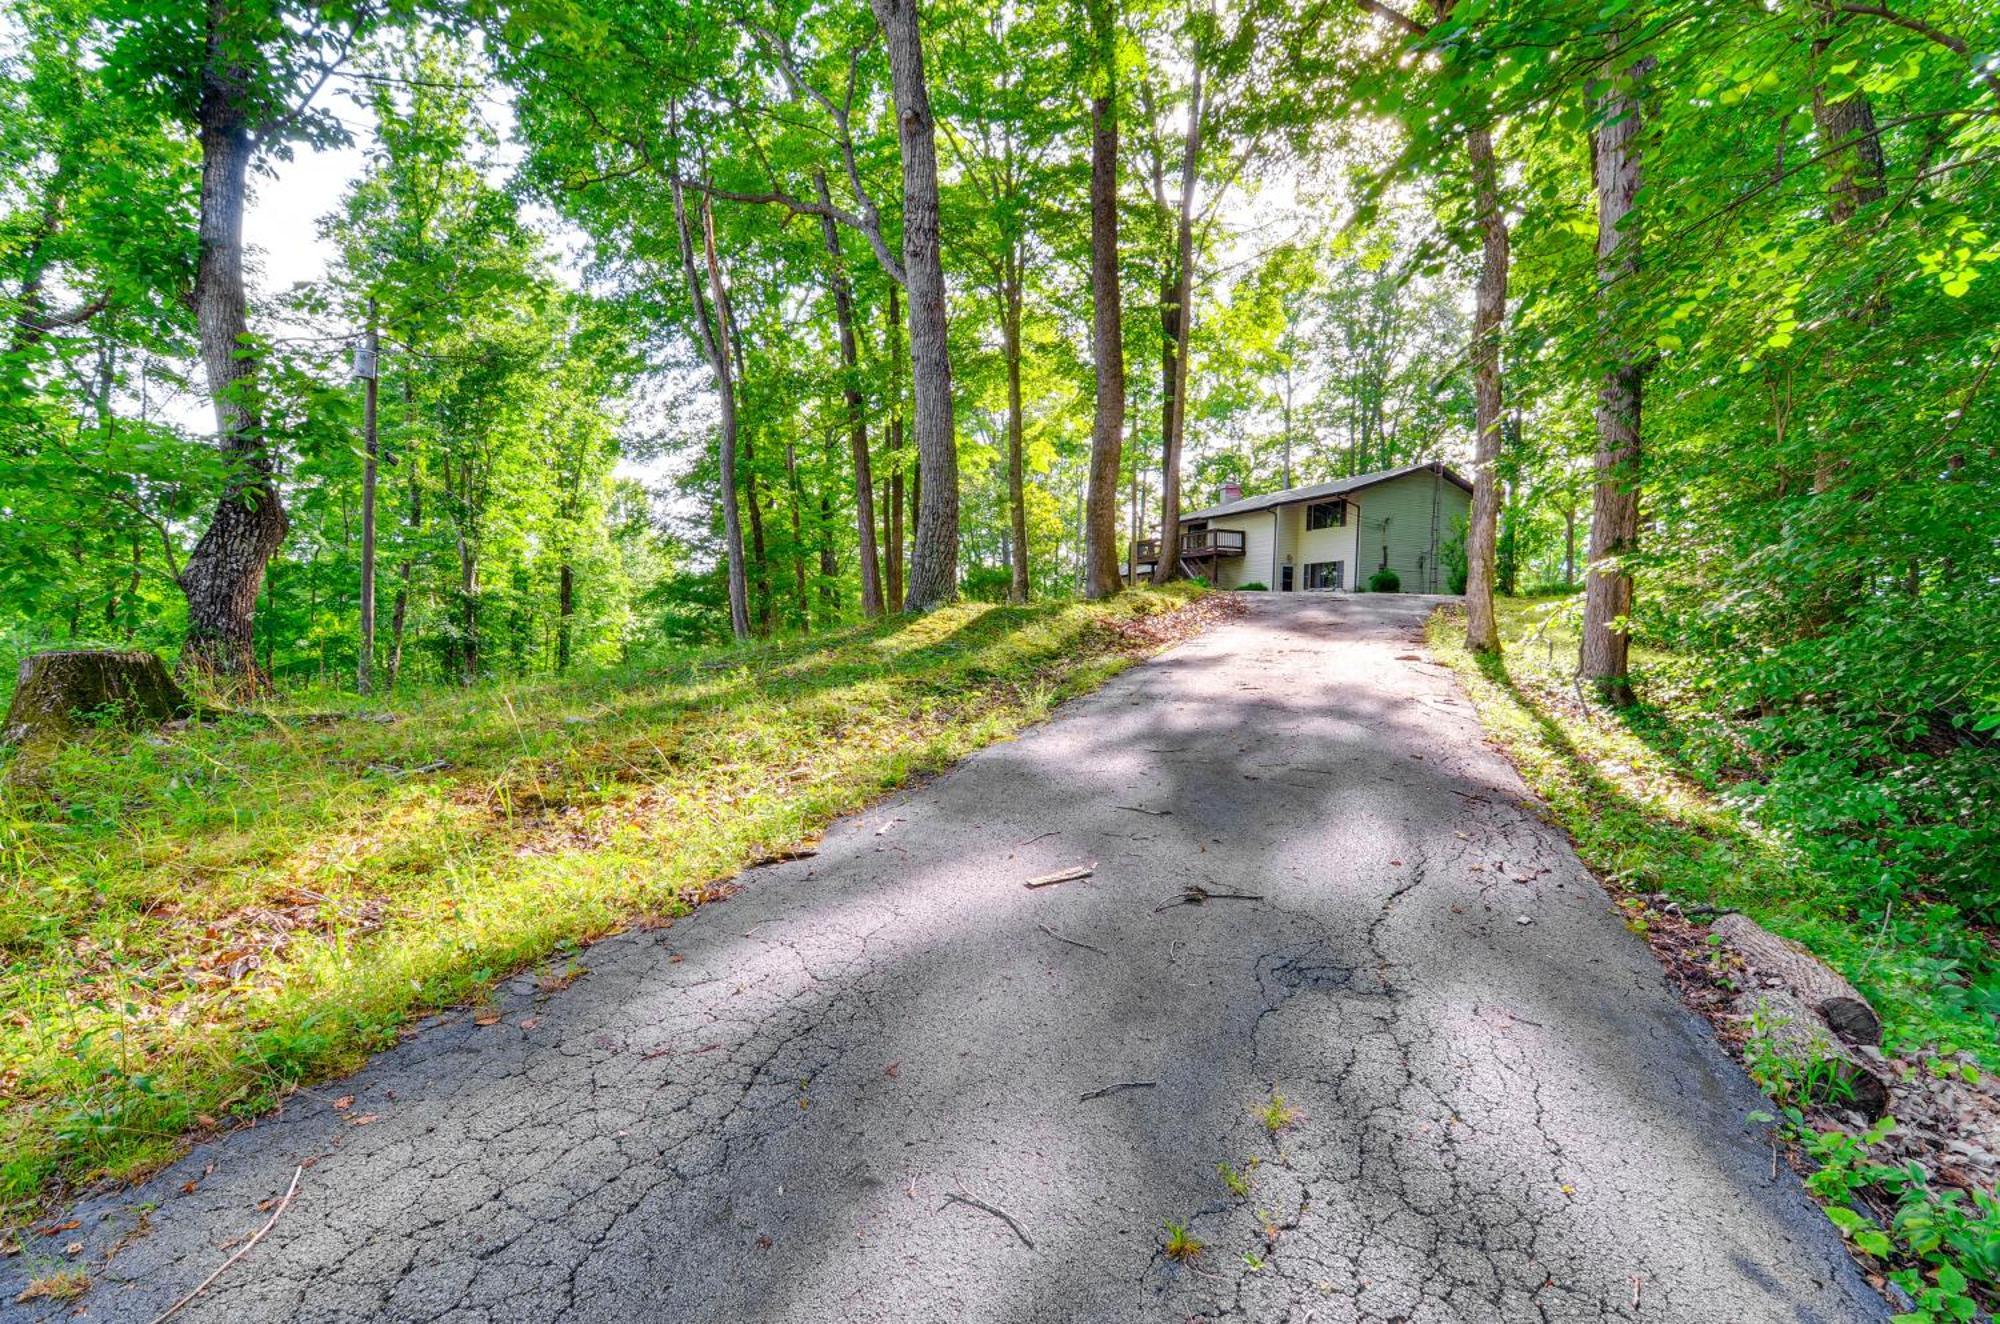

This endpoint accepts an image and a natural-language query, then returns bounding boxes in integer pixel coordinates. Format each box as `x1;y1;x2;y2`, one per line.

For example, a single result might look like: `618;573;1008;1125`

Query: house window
1304;560;1344;591
1306;499;1346;530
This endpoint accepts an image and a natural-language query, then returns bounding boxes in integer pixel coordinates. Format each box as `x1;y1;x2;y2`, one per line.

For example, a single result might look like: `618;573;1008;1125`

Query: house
1134;461;1474;593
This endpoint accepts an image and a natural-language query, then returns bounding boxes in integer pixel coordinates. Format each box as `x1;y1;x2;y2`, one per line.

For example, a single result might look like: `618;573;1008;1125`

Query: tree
104;0;384;685
873;0;962;610
813;171;885;617
1078;0;1126;599
1353;0;1510;650
1578;38;1651;705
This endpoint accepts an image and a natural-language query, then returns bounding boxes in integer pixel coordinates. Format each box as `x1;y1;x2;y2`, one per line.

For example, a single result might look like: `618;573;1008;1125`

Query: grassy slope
0;587;1203;1216
1427;596;1996;1064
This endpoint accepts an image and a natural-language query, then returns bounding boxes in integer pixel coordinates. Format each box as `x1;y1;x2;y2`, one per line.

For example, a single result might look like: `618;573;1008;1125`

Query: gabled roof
1180;462;1473;523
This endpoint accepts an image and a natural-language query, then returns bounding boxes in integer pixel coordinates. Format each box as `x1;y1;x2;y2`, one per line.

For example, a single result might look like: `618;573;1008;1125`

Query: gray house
1135;462;1473;593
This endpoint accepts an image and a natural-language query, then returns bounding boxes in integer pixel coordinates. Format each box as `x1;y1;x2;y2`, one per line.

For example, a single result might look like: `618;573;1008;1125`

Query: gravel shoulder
2;594;1884;1324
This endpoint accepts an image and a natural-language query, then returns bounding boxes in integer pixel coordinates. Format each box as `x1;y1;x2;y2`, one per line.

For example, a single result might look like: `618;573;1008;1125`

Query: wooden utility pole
356;302;380;695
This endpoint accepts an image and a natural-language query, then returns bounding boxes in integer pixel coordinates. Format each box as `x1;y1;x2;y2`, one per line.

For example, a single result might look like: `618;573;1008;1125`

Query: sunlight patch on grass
1428;598;1995;1063
0;587;1203;1215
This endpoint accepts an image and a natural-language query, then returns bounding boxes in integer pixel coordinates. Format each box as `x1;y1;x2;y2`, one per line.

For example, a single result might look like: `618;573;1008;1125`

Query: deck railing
1134;528;1246;562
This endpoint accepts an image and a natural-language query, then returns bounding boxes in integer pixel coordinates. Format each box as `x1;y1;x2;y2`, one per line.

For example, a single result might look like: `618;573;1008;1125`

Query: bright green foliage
1435;599;1999;1317
0;0;1996;1279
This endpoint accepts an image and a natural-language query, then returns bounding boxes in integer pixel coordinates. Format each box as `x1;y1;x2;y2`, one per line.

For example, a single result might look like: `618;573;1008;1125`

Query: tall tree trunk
815;171;884;617
785;440;809;627
456;528;479;683
557;562;574;668
675;178;751;640
1153;266;1179;579
1127;461;1139;586
357;304;380;693
715;252;771;634
1809;54;1885;502
1151;61;1201;585
1580;47;1652;705
1802;39;1889;626
388;477;419;691
1001;249;1030;603
178;33;287;687
1462;125;1509;651
885;285;907;610
1563;497;1577;586
1083;26;1125;600
818;445;840;614
872;0;960;611
1812;82;1887;228
743;428;772;633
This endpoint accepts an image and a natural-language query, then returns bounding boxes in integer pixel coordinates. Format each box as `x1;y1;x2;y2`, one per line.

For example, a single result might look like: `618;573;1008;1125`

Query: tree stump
1734;989;1891;1119
2;649;190;746
1712;912;1882;1046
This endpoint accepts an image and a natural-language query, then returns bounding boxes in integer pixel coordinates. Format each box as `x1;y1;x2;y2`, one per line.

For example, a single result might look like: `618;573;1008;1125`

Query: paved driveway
4;594;1882;1323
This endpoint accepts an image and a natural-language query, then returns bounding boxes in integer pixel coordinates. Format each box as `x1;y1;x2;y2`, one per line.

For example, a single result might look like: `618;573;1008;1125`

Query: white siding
1208;513;1273;588
1276;505;1302;587
1294;507;1359;591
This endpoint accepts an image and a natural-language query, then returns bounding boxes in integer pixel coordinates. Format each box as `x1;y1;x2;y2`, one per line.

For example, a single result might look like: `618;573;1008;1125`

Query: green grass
1435;596;2000;1324
1426;596;1997;1063
0;587;1204;1218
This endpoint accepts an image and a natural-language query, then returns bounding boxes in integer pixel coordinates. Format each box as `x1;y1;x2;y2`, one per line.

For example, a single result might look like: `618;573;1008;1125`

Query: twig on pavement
940;1192;1035;1249
1079;1080;1158;1102
1154;884;1263;912
146;1166;303;1324
1038;923;1109;956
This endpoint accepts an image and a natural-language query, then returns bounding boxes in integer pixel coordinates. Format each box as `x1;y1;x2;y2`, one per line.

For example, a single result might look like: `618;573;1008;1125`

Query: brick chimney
1223;480;1243;504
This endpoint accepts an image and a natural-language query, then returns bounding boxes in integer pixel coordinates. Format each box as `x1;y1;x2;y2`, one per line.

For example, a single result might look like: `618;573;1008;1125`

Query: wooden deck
1134;527;1246;568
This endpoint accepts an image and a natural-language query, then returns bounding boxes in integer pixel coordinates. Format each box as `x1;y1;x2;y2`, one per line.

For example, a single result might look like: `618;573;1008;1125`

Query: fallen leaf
536;967;586;994
37;1221;79;1238
332;1095;354;1112
884;1061;901;1080
518;1016;540;1030
349;1114;380;1127
180;1180;199;1196
473;1009;501;1026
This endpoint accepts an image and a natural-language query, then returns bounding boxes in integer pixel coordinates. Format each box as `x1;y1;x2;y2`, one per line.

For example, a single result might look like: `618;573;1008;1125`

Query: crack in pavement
2;596;1885;1324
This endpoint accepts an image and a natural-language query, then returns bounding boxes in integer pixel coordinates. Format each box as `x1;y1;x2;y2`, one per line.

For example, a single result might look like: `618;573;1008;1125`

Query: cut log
2;649;190;746
1712;912;1881;1045
1733;989;1890;1119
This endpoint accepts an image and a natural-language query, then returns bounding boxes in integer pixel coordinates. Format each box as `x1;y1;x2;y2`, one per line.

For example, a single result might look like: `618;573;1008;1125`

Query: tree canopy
2;0;1996;913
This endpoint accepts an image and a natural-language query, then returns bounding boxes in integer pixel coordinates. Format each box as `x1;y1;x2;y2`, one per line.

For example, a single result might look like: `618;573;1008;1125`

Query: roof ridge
1180;461;1468;521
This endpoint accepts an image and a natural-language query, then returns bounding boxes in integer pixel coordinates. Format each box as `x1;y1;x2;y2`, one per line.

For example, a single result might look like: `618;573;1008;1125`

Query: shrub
1368;567;1401;593
961;565;1012;603
1441;516;1469;594
1235;581;1268;592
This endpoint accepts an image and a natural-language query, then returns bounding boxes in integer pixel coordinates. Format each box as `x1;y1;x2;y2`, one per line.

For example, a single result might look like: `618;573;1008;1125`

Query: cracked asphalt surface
5;594;1884;1323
